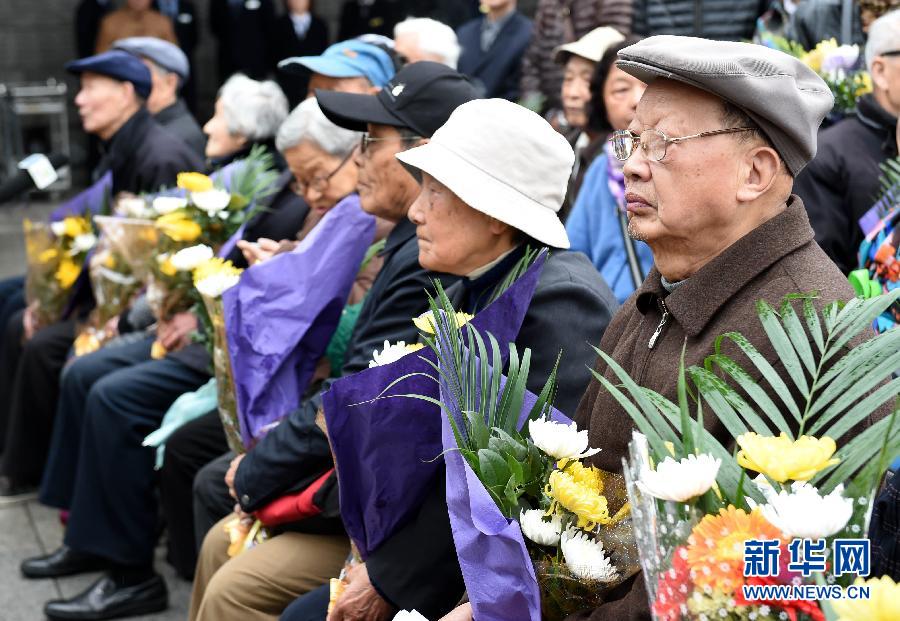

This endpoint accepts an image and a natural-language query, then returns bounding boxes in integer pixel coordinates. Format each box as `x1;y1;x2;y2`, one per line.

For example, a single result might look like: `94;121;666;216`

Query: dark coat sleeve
792;136;852;273
234;400;333;512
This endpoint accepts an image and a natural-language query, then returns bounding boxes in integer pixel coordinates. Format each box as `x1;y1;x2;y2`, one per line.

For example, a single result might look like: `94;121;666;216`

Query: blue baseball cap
66;50;153;99
277;39;395;88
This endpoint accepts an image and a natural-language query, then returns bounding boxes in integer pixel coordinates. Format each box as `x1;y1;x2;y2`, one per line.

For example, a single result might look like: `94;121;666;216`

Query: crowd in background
0;0;899;620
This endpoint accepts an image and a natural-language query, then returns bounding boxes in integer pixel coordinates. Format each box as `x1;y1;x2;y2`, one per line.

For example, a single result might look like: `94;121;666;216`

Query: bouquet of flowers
23;215;97;326
593;291;900;620
194;256;244;453
415;286;640;621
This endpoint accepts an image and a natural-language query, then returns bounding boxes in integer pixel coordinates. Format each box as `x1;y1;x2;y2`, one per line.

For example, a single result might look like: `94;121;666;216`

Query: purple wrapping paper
323;251;548;559
51;171;112;222
224;195;375;446
440;345;570;621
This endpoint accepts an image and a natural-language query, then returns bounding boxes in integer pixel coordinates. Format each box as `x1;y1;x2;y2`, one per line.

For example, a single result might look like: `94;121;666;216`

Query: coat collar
635;195;815;337
381;217;417;257
106;107;152;168
153;98;189;127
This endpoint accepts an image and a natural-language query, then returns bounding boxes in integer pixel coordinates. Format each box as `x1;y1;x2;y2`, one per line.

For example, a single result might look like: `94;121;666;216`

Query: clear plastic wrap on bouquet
93;216;160;281
23;219;87;326
201;294;244;454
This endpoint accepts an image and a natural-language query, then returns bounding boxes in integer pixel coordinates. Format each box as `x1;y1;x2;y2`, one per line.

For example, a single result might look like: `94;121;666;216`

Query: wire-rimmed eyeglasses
610;127;756;162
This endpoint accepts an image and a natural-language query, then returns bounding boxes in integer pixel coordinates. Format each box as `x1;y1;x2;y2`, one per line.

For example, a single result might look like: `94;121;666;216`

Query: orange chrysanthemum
686;506;783;593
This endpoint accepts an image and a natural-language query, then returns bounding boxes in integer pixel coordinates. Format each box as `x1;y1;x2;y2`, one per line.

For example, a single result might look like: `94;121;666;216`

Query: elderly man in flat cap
563;35;880;619
113;36;206;156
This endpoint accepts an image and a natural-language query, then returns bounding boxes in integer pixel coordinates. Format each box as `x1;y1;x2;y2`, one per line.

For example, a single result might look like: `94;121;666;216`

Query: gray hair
218;74;289;142
275;97;362;157
866;9;900;70
394;17;460;69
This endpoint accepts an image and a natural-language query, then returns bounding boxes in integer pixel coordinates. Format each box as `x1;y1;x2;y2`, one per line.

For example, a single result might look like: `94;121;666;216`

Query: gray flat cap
113;37;190;81
616;35;834;176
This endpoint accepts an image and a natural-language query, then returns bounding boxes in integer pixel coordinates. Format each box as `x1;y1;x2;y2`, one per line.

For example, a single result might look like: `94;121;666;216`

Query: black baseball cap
315;61;480;138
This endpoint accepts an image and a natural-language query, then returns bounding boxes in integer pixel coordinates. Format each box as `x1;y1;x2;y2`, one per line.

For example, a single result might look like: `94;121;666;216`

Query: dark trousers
280;584;329;621
192;451;235;550
0;318;76;486
40;335;209;566
40;335;155;509
0;276;26;347
0;310;25;452
159;409;229;579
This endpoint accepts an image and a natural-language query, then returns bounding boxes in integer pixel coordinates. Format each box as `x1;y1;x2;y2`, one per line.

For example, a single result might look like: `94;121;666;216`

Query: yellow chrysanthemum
156;213;202;243
177;172;214;192
73;331;102;357
55;258;81;289
405;343;425;353
737;432;840;482
103;253;116;269
158;257;178;277
854;72;873;97
412;310;474;335
546;463;612;530
191;257;242;285
150;340;168;360
832;576;900;621
38;248;59;264
686;506;783;592
802;38;837;73
62;216;91;238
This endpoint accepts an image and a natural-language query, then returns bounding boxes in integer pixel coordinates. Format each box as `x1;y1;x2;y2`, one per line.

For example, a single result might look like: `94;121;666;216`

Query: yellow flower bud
177;172;214;193
55;258;81;289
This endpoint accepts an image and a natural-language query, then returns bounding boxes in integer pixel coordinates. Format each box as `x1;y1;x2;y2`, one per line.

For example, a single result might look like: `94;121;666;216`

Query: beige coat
95;7;177;53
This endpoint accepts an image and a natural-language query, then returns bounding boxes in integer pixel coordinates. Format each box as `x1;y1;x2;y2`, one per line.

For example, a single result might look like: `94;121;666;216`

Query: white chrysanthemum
520;509;563;546
191;189;231;216
368;340;423;368
822;44;860;74
170;245;214;271
746;476;853;539
117;196;152;218
638;453;721;502
560;529;617;582
392;612;428;621
71;233;98;254
50;221;66;237
152;196;188;215
195;272;241;299
528;417;600;461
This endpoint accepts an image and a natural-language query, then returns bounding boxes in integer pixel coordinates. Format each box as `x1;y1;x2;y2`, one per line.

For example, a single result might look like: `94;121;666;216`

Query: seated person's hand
225;453;246;500
103;315;120;339
328;562;394;621
22;301;40;341
156;311;198;351
438;604;472;621
237;237;283;266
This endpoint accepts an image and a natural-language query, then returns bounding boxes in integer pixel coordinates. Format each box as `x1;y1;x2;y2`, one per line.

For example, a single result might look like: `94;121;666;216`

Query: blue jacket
456;11;532;100
566;153;654;303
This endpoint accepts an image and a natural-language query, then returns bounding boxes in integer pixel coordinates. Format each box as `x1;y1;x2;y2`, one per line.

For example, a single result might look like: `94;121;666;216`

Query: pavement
0;197;191;620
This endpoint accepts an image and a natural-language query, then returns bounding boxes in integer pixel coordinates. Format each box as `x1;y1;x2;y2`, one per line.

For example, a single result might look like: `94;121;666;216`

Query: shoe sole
21;561;109;579
44;597;168;620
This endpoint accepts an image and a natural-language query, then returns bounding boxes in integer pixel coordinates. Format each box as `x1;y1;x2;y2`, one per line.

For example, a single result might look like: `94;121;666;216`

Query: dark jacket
790;0;865;50
270;13;330;108
456;11;533;101
338;0;406;41
234;218;457;511
155;99;206;158
104;107;204;196
632;0;766;40
209;0;276;82
794;94;898;274
366;249;619;619
519;0;633;113
76;0;113;59
570;196;874;620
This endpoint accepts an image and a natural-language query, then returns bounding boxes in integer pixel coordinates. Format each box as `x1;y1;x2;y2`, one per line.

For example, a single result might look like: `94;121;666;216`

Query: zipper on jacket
648;299;669;349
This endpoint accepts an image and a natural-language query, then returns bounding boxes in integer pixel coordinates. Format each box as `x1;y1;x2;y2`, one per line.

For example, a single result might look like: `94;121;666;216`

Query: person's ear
487;216;512;236
735;145;780;203
165;73;180;95
871;57;890;91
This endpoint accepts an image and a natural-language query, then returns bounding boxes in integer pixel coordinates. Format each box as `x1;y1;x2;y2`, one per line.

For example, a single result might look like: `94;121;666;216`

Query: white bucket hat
395;99;574;248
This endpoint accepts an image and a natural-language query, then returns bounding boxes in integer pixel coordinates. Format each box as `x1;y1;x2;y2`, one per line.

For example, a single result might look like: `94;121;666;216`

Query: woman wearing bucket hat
333;97;620;621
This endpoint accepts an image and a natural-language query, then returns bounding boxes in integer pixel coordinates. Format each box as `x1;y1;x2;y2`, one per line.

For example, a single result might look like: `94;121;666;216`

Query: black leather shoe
43;573;167;620
20;545;109;578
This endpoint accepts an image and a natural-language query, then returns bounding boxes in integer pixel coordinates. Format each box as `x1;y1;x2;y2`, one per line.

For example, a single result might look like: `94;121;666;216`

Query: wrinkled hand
156;311;197;351
328;563;394;621
103;315;120;339
225;453;245;501
233;503;253;524
438;604;472;621
22;302;40;341
237;237;282;266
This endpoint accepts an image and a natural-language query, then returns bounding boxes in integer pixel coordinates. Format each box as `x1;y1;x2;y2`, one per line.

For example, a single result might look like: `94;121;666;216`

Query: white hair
866;9;900;71
275;98;362;157
218;74;289;142
394;17;460;69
